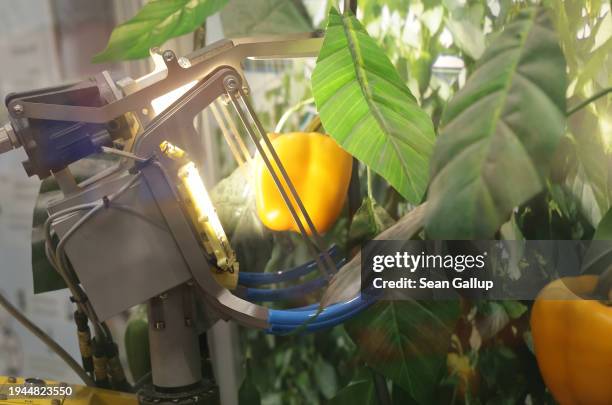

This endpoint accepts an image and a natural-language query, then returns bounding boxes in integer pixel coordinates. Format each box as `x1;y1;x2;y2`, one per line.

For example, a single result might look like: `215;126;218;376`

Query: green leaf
322;203;428;307
425;8;566;239
239;361;261;405
348;197;395;248
92;0;228;62
445;14;485;60
565;108;612;227
346;300;460;404
329;369;377;405
501;300;527;319
582;208;612;275
594;208;612;240
221;0;311;37
210;163;274;273
443;0;485;60
314;356;338;399
312;8;436;204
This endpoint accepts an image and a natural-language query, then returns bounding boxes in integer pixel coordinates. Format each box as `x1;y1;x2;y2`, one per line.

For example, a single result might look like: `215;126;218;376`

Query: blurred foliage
221;0;312;37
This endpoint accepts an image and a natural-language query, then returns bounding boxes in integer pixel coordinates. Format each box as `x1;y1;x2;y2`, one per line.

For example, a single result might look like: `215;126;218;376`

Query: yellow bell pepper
254;132;352;234
531;275;612;405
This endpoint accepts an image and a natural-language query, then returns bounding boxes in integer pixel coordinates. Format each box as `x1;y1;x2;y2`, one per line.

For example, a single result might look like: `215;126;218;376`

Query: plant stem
342;0;357;14
366;166;373;199
370;368;392;405
274;97;315;132
193;23;207;50
566;87;612;116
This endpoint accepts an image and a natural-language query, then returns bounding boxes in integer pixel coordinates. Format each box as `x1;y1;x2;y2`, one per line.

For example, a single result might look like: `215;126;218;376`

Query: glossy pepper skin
531;275;612;405
254;132;352;234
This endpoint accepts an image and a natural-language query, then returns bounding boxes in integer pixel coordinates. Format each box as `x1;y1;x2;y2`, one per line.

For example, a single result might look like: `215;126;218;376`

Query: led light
151;80;197;115
179;162;228;247
160;142;239;288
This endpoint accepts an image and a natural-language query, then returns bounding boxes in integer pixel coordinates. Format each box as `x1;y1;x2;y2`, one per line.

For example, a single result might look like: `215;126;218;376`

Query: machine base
137;381;219;405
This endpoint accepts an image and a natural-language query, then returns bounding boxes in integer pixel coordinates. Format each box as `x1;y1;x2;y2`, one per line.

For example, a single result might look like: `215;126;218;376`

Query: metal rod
218;100;251;161
227;87;336;278
235;89;337;274
210;102;245;165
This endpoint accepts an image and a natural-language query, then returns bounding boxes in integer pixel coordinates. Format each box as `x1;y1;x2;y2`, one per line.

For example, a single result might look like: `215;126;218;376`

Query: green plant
87;0;612;403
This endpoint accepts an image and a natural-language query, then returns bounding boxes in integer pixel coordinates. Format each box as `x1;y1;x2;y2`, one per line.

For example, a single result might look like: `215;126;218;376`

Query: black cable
0;290;95;386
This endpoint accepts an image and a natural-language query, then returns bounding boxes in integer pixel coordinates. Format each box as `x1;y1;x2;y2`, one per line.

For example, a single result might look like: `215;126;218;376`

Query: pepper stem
592;265;612;301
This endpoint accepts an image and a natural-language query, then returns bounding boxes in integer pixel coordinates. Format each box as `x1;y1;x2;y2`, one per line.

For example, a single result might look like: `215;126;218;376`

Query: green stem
274;97;315;133
566;87;612;116
342;0;357;14
366;166;373;199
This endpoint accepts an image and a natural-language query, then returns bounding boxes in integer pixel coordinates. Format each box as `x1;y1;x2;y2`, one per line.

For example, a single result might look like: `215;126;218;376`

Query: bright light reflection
151;81;197;114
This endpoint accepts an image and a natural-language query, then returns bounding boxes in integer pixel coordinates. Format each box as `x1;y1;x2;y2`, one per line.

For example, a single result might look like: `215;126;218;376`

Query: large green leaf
346;300;460;404
425;8;566;239
312;8;436;204
220;0;311;37
92;0;228;62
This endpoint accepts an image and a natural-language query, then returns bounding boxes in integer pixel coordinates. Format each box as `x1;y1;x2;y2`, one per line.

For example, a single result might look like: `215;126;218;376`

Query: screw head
224;76;239;92
12;104;23;114
163;50;175;62
7;376;16;383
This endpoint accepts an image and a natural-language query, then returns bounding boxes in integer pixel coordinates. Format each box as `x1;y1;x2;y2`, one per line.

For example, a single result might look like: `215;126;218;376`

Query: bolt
178;57;191;68
163;50;175;62
51;399;61;405
0;124;20;153
7;376;16;383
158;293;168;300
12;104;23;114
154;321;165;330
224;76;239;92
185;317;193;327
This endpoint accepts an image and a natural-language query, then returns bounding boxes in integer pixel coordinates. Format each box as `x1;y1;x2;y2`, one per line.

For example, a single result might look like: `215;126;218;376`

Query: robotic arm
0;33;372;404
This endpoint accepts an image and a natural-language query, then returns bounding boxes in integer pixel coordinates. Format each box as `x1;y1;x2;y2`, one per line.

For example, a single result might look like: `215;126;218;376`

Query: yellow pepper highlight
254;132;352;234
